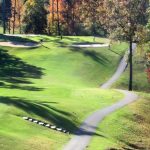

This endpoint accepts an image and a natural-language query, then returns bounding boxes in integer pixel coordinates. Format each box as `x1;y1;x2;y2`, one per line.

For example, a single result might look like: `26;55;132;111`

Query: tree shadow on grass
0;82;44;91
70;47;110;66
74;127;106;138
0;96;75;131
121;140;146;150
37;36;87;48
0;96;103;136
0;48;44;91
0;34;37;43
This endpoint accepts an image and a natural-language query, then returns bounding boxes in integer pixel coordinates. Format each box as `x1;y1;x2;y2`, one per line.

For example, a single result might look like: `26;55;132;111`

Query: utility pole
2;0;6;34
129;37;133;91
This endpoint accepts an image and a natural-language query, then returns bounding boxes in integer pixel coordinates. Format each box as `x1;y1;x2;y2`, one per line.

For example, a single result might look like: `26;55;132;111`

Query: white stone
56;128;62;131
45;124;50;127
23;117;28;120
33;120;38;123
38;122;44;125
51;126;56;129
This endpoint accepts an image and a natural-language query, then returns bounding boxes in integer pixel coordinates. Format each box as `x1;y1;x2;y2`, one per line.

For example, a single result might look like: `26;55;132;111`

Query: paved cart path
63;43;138;150
101;43;137;89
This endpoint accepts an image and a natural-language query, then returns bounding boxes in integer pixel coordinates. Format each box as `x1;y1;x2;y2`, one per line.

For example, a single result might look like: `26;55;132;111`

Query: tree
0;0;12;34
48;0;64;35
15;0;24;33
60;0;82;35
102;0;149;91
78;0;106;38
22;0;48;34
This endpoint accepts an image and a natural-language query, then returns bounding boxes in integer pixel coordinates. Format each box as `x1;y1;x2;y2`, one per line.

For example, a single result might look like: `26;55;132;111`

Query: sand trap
71;43;109;48
0;41;40;48
4;34;41;37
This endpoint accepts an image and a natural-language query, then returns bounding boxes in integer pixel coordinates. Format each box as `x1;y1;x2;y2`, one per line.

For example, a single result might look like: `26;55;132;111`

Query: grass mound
113;47;150;92
87;92;150;150
87;44;150;150
0;36;127;150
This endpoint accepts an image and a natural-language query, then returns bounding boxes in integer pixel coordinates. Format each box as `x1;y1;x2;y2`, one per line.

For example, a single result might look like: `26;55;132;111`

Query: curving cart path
63;43;138;150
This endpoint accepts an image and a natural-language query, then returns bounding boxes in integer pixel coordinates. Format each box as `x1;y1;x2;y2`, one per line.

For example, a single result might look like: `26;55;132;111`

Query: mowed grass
0;35;128;150
87;44;150;150
87;92;150;150
113;46;150;92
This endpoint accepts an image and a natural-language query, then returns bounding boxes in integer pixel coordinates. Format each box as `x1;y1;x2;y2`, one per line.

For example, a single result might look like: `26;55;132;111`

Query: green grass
0;26;20;35
113;46;150;92
87;44;150;150
0;35;128;150
87;92;150;150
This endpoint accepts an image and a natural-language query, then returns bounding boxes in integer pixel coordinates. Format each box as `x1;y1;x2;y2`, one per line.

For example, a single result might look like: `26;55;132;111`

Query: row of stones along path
63;43;138;150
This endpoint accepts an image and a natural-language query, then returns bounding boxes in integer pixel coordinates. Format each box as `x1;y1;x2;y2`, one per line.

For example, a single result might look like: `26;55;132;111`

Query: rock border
23;117;69;134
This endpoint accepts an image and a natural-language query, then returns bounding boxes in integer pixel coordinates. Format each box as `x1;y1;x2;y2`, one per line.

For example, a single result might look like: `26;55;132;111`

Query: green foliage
103;0;148;42
22;0;47;34
113;45;150;92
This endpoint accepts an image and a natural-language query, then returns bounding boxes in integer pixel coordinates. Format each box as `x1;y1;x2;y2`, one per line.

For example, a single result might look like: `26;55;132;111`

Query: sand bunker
0;41;40;48
71;43;109;48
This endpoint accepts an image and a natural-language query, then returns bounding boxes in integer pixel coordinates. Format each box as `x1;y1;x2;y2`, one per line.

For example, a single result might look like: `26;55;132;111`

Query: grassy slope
0;36;127;150
87;92;150;150
88;46;150;150
113;49;150;92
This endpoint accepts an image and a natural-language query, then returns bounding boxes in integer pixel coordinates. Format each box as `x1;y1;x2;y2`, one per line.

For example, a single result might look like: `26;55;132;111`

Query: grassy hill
87;46;150;150
113;48;150;92
0;35;128;150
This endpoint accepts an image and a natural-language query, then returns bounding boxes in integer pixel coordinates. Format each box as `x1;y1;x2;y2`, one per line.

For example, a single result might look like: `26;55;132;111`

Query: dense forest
0;0;149;37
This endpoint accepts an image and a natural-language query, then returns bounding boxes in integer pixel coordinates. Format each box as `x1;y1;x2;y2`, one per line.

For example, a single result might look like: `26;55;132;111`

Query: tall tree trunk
71;5;75;35
56;0;60;36
13;0;16;34
52;0;54;26
129;39;133;91
2;0;6;34
18;10;21;34
8;19;11;34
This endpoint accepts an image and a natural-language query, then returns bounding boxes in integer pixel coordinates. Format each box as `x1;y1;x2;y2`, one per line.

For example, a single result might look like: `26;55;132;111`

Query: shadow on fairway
0;96;104;136
0;48;44;91
70;47;110;65
0;96;74;131
37;36;86;47
75;127;106;137
0;34;37;43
